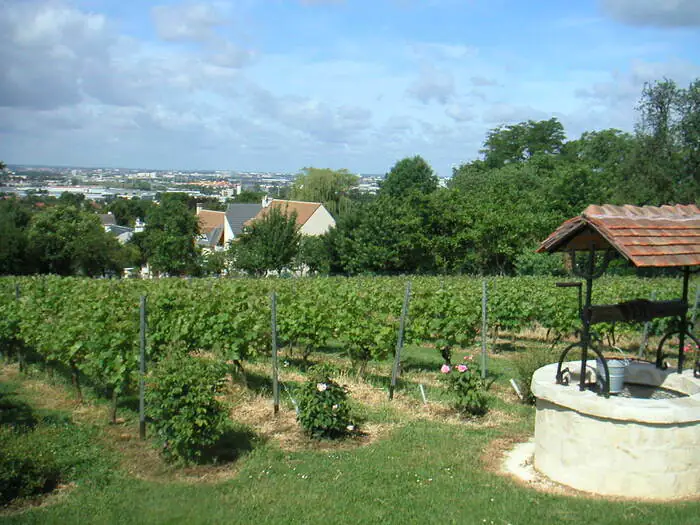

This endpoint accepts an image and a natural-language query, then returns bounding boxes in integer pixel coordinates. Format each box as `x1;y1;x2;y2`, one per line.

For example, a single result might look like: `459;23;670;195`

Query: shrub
146;353;229;463
0;427;61;505
296;366;355;439
513;347;554;405
440;360;489;417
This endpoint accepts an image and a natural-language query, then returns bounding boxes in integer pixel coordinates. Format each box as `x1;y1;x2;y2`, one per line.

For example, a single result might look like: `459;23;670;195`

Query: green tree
480;118;566;168
622;79;684;205
58;192;87;210
27;206;124;276
0;198;31;274
192;197;226;211
232;205;301;276
295;235;331;275
142;193;199;276
330;196;432;274
380;156;438;198
232;190;265;204
561;129;636;204
106;197;154;226
678;79;700;203
290;167;359;216
450;159;562;274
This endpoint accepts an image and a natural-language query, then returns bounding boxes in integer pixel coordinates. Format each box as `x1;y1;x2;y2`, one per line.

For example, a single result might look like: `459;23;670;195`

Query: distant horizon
3;162;391;179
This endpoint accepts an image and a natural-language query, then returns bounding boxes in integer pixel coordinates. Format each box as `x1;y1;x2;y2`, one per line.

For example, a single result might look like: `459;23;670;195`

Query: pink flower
457;364;468;373
440;364;451;374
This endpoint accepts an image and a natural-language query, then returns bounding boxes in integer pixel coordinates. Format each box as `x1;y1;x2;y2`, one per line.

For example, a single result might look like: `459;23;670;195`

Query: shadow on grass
492;341;526;353
242;370;304;397
400;356;442;374
199;425;262;464
0;387;38;429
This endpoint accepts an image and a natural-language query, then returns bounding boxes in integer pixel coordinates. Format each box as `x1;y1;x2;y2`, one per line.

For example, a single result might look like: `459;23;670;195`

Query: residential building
245;199;335;236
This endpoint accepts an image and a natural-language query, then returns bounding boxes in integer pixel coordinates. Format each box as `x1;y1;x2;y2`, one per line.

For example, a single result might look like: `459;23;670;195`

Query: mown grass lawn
2;340;699;525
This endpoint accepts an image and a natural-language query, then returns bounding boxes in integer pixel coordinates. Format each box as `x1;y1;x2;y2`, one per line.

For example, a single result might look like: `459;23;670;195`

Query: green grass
2;344;700;525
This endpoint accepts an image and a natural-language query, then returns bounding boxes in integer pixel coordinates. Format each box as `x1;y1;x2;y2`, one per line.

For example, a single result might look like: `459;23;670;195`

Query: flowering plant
296;365;356;439
683;343;698;354
440;356;488;417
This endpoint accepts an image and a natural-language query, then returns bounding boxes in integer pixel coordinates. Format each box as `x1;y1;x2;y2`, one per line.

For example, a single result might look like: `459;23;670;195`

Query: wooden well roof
537;204;700;268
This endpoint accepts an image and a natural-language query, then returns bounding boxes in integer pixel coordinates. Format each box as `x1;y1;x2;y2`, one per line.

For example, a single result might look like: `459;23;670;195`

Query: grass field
2;338;699;525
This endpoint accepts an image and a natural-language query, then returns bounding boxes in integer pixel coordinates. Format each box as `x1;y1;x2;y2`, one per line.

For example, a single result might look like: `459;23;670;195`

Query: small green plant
440;358;489;417
296;365;355;439
513;347;554;405
146;353;229;463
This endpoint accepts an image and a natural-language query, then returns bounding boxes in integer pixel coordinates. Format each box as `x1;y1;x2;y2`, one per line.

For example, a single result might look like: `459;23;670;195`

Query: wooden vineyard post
15;283;24;373
638;291;656;358
271;291;280;415
481;280;488;379
139;295;147;440
389;282;411;401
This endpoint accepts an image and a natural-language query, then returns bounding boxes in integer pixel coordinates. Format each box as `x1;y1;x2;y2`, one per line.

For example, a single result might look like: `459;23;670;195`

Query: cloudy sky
1;0;699;176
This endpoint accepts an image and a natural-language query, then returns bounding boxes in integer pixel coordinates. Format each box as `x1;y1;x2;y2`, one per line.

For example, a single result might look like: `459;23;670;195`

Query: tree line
0;78;698;277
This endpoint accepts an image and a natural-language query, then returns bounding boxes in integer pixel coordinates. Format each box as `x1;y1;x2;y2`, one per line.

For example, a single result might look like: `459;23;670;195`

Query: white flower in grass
332;404;339;411
346;424;355;431
316;382;328;392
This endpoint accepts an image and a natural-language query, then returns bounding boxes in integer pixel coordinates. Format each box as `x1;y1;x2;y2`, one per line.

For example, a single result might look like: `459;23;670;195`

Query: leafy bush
296;366;355;439
513;347;555;405
146;353;229;463
440;360;489;417
0;427;61;505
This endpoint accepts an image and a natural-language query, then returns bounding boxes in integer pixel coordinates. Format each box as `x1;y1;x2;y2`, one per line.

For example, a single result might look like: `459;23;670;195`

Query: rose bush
296;366;356;439
440;357;489;417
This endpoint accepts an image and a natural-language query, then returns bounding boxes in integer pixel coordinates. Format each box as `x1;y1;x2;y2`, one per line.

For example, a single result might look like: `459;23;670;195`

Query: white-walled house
195;198;335;252
245;199;336;236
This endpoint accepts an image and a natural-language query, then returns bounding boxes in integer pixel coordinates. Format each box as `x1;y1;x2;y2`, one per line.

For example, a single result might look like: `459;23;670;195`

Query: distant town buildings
0;165;386;202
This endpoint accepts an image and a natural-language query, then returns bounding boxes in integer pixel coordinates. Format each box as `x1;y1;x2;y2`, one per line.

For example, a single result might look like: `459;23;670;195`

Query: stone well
532;360;700;499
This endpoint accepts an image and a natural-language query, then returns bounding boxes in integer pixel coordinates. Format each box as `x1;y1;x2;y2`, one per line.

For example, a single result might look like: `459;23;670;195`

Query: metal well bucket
596;355;629;394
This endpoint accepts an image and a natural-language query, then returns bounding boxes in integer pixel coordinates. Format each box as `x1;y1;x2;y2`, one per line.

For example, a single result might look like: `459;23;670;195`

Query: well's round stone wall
532;361;700;499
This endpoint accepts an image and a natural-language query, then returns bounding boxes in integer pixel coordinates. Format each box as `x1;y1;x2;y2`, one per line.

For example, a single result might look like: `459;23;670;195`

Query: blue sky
1;0;699;176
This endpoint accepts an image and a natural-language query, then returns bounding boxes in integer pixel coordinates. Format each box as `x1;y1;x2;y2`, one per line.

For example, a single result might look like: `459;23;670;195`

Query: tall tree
623;78;693;204
142;193;199;276
380;156;439;198
678;79;700;203
291;167;359;216
450;159;563;274
560;129;636;204
232;206;301;276
480;118;566;168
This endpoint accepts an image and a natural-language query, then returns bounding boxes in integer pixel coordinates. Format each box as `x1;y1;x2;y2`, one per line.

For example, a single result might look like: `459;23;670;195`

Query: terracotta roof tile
197;210;226;234
537;204;700;268
245;200;321;228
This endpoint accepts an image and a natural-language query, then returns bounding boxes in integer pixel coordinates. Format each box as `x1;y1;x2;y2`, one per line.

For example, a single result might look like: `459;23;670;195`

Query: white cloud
407;65;455;105
601;0;700;27
0;2;115;110
470;76;498;87
445;104;474;122
151;3;225;42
